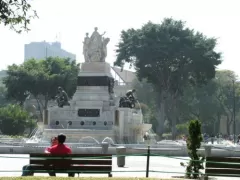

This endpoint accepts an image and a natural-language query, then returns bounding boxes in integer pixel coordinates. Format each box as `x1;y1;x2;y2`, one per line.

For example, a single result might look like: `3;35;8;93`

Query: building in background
24;41;76;61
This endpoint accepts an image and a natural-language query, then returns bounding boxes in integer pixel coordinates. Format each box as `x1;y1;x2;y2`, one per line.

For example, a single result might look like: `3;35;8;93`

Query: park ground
0;178;183;180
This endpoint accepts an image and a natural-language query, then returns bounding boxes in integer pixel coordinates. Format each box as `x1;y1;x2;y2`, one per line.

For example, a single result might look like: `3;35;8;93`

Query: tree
175;69;240;136
0;104;31;135
177;79;221;134
0;0;37;33
213;70;240;135
3;57;79;120
115;18;221;138
0;86;10;107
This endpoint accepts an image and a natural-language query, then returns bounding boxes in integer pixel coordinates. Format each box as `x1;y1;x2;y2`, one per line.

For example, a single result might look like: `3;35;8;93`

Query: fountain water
102;137;115;145
79;136;100;144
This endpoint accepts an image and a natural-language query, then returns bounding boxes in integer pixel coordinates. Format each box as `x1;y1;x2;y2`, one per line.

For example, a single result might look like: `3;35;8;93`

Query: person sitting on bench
47;133;74;177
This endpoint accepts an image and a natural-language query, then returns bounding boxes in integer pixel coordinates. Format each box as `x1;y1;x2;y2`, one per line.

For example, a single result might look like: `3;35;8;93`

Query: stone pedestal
80;62;112;77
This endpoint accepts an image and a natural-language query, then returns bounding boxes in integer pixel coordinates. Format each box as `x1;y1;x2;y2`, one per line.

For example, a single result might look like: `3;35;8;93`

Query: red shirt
48;144;72;154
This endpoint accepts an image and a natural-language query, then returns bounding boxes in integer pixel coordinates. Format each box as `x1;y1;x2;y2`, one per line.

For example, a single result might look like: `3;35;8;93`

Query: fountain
19;27;152;148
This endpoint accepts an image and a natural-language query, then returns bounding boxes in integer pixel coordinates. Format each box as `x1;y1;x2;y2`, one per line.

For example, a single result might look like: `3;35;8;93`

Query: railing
1;145;240;178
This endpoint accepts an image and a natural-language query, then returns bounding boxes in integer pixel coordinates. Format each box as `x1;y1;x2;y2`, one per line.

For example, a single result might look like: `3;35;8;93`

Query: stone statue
83;33;90;62
100;37;110;62
83;27;110;62
55;87;70;108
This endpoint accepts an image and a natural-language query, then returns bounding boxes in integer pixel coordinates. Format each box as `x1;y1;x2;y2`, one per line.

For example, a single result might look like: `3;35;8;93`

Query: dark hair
57;134;66;144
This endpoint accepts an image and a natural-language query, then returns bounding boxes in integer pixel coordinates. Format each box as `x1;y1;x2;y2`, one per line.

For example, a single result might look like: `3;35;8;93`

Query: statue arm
101;31;106;36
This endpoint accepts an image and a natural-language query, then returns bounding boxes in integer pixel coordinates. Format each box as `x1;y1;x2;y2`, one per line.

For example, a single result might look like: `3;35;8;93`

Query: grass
0;177;184;180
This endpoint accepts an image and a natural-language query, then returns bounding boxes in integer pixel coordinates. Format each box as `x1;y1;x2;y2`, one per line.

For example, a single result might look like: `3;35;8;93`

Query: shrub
0;104;32;135
181;120;204;179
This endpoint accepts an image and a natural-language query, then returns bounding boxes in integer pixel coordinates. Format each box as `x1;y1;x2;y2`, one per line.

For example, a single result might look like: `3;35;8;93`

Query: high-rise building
24;41;76;61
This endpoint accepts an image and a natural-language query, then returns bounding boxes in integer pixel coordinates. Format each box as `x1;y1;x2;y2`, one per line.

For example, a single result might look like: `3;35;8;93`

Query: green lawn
0;177;183;180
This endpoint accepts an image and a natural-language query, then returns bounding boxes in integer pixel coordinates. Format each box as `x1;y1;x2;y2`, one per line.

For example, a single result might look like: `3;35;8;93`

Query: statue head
132;89;136;93
86;33;89;37
94;27;98;31
58;86;63;91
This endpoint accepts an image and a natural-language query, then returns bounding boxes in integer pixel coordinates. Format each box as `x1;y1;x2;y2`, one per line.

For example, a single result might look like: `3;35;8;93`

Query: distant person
237;135;240;144
47;134;74;177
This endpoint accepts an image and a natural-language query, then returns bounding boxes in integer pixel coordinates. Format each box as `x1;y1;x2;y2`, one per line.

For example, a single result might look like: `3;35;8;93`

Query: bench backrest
206;157;240;176
30;153;112;167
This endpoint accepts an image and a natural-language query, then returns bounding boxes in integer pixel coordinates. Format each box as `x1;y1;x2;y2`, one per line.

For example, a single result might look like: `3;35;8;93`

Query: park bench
205;156;240;179
26;153;113;177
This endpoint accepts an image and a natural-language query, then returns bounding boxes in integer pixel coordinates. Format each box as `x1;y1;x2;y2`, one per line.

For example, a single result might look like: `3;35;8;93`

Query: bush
183;120;204;179
0;104;32;135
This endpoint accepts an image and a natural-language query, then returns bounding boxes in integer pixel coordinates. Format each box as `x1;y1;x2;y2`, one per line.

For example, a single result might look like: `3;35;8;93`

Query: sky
0;0;239;74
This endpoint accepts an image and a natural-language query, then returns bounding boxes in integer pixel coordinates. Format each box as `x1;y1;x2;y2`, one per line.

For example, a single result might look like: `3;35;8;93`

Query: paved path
0;154;238;179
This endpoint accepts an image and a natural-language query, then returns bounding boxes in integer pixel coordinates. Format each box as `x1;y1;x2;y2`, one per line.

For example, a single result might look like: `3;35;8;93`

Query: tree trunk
44;95;48;110
226;116;230;135
171;99;177;140
156;96;165;138
43;96;49;125
35;98;43;121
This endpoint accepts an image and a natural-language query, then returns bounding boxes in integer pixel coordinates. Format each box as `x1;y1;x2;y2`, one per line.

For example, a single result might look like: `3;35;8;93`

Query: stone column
101;142;109;154
116;146;126;167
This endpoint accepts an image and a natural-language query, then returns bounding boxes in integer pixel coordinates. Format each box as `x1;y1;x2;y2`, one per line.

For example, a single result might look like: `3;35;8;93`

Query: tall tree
115;18;221;138
3;57;79;119
0;0;37;33
177;79;221;134
214;70;240;135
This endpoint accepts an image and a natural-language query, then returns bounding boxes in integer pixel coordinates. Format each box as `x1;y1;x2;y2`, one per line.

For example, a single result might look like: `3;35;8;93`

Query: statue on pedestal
55;87;70;108
83;27;110;62
119;89;137;108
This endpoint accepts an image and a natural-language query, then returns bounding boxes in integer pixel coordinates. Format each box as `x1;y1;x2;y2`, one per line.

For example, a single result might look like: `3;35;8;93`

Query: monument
41;27;152;144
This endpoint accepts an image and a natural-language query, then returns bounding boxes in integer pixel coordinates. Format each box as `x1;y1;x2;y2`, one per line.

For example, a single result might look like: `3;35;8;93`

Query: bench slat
30;154;112;159
205;168;240;176
206;157;240;163
29;165;112;172
206;162;240;169
30;159;112;165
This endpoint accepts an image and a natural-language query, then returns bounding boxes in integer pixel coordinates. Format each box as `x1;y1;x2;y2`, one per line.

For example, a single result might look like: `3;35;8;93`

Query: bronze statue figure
119;89;136;108
55;87;70;108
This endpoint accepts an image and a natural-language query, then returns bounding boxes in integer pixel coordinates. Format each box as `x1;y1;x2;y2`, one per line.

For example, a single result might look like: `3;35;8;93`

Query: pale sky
0;0;239;74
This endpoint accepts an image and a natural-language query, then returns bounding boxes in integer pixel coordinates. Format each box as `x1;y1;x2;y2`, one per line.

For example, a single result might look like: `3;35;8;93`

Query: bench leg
22;165;34;176
108;173;112;177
